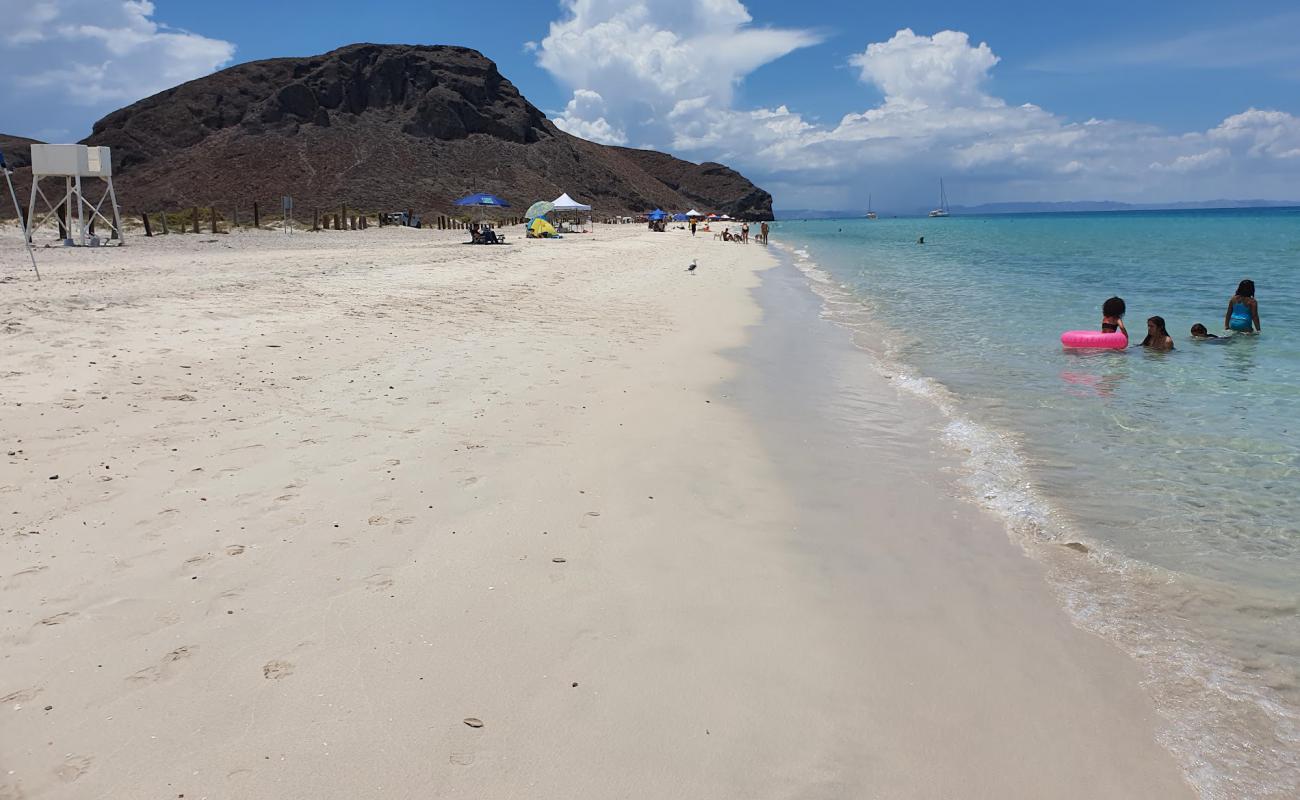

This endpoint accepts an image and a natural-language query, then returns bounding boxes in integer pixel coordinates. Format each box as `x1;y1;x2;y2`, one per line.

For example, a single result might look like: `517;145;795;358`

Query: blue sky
2;0;1298;210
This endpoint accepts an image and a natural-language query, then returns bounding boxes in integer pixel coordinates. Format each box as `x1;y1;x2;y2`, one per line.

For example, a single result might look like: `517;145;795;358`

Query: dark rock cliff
4;44;772;220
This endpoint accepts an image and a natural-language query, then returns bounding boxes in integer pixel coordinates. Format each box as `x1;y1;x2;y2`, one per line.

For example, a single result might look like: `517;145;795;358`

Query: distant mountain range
776;199;1300;220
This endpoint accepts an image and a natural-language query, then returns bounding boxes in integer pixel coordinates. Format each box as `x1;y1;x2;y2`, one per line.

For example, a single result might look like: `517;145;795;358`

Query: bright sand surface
2;224;1195;798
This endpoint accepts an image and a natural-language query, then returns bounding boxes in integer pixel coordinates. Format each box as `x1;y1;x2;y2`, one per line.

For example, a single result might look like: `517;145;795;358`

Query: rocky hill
2;44;772;220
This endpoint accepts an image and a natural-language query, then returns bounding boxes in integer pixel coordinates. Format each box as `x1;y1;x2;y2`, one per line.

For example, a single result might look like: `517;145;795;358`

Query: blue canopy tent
671;213;688;221
647;209;666;221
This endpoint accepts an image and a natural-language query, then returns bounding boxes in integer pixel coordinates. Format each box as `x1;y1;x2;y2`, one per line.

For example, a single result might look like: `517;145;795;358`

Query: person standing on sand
741;222;750;243
760;221;769;244
690;219;697;236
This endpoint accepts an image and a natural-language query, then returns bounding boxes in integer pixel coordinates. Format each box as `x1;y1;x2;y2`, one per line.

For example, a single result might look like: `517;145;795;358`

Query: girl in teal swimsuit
1224;280;1260;333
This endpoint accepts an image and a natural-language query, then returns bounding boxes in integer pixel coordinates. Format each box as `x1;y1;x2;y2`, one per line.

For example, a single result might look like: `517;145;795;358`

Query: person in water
1101;296;1127;337
1190;323;1220;339
1225;280;1260;333
1141;316;1175;351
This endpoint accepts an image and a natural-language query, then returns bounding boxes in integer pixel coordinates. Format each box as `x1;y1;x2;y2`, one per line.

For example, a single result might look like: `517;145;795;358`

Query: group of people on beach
1101;280;1261;351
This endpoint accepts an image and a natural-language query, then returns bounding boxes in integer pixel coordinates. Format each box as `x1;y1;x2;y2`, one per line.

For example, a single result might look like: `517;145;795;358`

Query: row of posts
134;203;407;236
432;216;523;230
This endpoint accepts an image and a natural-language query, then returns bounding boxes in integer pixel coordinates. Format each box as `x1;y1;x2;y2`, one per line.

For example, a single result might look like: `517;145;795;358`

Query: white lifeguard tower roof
30;144;113;178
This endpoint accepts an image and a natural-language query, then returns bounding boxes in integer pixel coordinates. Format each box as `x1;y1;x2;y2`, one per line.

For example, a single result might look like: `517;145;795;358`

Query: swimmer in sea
1225;279;1261;333
1141;316;1175;351
1190;323;1220;339
1101;296;1127;338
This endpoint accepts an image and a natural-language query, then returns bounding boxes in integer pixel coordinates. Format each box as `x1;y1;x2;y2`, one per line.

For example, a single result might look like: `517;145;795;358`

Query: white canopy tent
551;192;592;233
685;209;702;217
552;192;592;212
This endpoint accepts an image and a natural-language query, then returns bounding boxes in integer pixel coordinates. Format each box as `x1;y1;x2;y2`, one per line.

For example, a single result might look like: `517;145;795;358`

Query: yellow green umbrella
530;217;557;237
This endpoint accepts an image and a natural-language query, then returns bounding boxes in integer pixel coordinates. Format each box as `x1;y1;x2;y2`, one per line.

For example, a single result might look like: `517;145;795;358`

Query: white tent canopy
552;192;592;212
685;209;702;217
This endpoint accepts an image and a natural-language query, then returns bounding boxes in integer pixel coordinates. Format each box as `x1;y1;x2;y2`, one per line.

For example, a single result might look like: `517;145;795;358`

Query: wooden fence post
253;202;260;229
160;212;169;235
312;209;320;231
191;207;200;233
210;206;219;234
142;212;153;237
231;208;238;228
340;205;347;230
57;203;67;239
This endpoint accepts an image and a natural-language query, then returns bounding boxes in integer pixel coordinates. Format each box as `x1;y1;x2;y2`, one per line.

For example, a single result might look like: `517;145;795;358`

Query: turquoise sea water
774;209;1299;799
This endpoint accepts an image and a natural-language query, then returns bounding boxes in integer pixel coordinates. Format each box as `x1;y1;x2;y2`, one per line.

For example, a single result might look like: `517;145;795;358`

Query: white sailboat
928;179;950;218
865;194;877;220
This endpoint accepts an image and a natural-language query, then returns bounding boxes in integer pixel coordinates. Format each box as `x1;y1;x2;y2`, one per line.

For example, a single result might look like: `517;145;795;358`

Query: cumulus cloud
553;89;628;146
536;0;821;148
849;29;1000;108
540;13;1300;208
0;0;234;140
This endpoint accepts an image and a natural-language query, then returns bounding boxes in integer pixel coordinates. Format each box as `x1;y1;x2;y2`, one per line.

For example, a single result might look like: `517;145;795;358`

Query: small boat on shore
928;179;950;218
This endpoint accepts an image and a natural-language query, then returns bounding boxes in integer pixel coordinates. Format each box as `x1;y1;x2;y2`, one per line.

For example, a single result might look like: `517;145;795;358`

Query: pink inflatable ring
1061;330;1128;349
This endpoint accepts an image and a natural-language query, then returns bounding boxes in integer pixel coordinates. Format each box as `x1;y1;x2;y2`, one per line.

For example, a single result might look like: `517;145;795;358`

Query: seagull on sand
686;260;697;273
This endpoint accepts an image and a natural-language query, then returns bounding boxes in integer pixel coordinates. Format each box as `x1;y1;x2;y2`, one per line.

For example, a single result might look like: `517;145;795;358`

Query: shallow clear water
774;208;1300;798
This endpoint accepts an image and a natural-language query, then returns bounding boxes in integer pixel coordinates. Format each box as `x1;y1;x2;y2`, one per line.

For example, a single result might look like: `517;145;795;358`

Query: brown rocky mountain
2;44;772;220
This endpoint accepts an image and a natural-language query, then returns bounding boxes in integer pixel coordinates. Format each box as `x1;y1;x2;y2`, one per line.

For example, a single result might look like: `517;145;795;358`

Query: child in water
1141;316;1175;351
1190;324;1220;339
1225;280;1260;333
1101;296;1127;338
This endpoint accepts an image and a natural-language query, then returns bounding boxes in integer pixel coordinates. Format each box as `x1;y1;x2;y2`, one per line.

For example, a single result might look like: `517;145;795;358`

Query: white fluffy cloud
537;9;1300;209
0;0;234;139
536;0;821;148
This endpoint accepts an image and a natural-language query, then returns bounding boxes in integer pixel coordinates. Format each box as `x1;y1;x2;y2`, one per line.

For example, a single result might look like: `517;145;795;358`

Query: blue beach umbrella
454;193;510;207
647;209;666;221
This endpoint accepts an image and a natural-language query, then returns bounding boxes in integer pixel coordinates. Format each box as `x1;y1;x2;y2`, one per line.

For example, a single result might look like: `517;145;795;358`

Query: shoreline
772;226;1299;800
2;225;1191;797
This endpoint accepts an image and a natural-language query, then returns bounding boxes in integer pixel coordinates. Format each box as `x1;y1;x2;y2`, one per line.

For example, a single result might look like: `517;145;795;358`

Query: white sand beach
1;224;1194;798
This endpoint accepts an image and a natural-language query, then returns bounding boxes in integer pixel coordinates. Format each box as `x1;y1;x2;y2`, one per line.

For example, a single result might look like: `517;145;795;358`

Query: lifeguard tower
26;144;124;246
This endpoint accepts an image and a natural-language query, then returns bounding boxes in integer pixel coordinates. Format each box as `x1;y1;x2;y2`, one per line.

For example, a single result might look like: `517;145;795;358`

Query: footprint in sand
8;564;49;585
449;752;475;766
127;645;196;685
363;572;395;592
225;544;246;556
38;611;77;627
2;686;41;705
56;755;94;783
367;515;389;526
262;660;294;680
183;553;213;569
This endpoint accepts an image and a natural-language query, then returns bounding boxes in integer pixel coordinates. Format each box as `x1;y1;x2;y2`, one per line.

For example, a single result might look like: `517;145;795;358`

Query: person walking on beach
1225;280;1260;333
690;219;697;236
760;221;769;244
741;222;750;243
